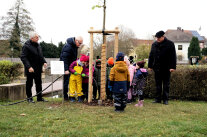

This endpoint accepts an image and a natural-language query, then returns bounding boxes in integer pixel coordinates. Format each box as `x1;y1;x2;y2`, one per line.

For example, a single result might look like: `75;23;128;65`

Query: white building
165;27;205;64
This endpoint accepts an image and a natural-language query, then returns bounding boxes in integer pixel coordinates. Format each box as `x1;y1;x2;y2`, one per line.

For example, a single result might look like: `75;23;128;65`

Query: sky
0;0;207;46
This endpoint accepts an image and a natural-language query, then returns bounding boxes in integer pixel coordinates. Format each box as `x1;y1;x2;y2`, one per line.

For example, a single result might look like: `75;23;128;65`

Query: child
110;52;130;112
124;56;136;103
82;55;94;101
133;60;148;107
106;57;114;100
69;54;88;102
93;58;101;100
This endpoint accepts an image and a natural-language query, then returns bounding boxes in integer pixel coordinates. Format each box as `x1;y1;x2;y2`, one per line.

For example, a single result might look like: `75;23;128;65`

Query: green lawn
0;99;207;137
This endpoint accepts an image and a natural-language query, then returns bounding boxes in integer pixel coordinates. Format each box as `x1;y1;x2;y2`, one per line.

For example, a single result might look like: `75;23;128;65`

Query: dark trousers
82;83;88;100
106;81;113;100
154;70;171;102
63;74;70;100
113;93;127;110
26;73;42;100
93;84;100;100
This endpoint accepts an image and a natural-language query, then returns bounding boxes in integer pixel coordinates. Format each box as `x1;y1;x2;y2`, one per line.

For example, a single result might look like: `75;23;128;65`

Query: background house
165;27;206;64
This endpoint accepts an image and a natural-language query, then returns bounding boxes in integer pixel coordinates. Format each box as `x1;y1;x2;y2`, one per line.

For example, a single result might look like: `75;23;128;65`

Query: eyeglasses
77;40;82;45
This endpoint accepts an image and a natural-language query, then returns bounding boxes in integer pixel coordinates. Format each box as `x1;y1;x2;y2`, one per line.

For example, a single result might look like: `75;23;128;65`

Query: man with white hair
60;36;83;101
21;32;47;103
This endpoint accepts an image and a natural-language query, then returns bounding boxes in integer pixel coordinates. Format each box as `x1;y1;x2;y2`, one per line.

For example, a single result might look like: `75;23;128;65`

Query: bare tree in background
106;25;136;57
0;0;35;43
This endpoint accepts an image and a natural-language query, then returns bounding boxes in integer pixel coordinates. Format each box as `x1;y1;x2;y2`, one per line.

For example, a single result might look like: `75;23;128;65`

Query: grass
0;98;207;137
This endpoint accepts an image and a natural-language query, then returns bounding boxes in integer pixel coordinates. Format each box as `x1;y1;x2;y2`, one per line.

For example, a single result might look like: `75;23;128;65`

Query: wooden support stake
88;27;94;103
100;43;106;100
114;27;119;60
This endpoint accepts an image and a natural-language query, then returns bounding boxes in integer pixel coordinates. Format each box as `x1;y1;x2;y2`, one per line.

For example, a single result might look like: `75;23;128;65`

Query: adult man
60;36;83;101
148;31;176;105
21;32;47;103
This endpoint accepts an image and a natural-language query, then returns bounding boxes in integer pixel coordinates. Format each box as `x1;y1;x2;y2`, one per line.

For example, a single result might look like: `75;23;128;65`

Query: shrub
144;65;207;101
0;60;23;84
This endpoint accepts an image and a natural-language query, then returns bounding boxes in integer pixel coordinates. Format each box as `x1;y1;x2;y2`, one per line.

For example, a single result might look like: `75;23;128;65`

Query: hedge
144;65;207;101
0;60;23;84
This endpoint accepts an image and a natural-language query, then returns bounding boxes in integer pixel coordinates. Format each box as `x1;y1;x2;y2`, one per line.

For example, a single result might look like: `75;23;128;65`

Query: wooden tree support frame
88;27;120;103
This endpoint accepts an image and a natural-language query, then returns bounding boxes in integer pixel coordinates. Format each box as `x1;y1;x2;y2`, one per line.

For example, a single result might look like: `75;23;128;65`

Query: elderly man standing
21;32;47;103
148;31;176;105
60;36;83;101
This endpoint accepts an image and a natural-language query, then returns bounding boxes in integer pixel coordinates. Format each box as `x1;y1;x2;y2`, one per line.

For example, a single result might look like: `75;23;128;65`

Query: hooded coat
21;40;46;75
110;61;130;93
60;37;78;71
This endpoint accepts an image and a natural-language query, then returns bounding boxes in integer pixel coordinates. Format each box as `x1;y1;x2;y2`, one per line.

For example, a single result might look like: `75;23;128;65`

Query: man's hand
43;63;47;68
28;67;34;73
170;69;175;72
65;70;70;75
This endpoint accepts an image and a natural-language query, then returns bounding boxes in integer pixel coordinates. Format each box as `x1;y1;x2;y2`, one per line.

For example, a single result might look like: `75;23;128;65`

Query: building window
178;45;182;50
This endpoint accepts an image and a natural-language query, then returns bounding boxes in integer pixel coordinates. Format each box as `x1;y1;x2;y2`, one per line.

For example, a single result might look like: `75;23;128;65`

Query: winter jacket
148;37;176;71
110;61;130;93
60;37;78;71
21;40;46;75
69;60;82;74
135;68;148;79
128;65;136;86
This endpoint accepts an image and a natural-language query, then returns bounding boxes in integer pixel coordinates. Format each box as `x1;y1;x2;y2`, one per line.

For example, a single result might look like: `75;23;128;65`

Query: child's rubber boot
78;96;83;102
70;97;76;102
139;100;143;107
135;100;139;107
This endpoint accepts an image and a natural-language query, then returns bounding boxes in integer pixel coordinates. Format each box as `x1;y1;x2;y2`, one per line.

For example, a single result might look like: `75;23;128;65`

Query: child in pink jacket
124;56;136;103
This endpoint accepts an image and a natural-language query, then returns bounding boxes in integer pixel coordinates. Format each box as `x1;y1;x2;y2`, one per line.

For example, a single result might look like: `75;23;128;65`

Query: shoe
114;109;124;112
127;99;132;104
78;96;83;102
135;100;139;107
70;97;76;102
139;100;143;107
64;97;69;101
163;100;168;105
37;98;48;102
27;98;35;103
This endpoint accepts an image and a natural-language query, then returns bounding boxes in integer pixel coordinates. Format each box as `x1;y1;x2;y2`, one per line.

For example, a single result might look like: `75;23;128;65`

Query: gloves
81;73;86;77
74;72;78;75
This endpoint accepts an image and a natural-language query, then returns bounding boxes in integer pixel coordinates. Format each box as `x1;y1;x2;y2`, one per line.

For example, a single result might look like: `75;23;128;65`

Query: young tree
9;15;22;57
0;0;35;43
188;37;201;59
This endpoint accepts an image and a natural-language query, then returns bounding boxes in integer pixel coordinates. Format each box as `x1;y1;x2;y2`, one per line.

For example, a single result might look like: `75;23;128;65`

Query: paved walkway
32;80;63;96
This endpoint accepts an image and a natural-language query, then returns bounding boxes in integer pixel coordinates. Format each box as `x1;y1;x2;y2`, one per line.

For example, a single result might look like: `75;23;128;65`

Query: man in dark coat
60;36;83;101
21;32;47;103
148;31;176;105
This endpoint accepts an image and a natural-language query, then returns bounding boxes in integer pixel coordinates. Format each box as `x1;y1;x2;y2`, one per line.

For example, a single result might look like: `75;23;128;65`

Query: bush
0;60;23;84
144;65;207;101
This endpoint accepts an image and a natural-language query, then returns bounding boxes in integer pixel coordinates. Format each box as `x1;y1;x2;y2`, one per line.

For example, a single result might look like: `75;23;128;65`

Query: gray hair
29;31;38;39
75;36;83;41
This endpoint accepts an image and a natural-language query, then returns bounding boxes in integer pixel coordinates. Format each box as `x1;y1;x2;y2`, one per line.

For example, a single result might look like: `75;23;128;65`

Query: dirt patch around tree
84;99;114;106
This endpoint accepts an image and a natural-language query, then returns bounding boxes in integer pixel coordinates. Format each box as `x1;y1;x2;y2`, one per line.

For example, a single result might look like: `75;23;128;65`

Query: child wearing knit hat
106;57;114;100
68;54;88;102
110;52;130;112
